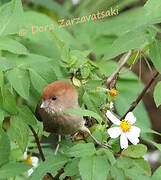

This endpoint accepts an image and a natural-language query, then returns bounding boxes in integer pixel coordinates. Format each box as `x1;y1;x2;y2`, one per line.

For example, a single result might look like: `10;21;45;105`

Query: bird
36;80;109;153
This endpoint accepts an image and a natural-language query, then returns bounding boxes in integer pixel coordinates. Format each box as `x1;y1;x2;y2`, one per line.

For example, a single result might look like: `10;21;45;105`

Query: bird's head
40;81;79;114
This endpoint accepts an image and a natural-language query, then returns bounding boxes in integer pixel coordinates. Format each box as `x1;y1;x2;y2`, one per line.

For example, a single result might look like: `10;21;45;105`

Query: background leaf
0;37;28;55
153;81;161;107
0;162;31;178
6;68;30;100
79;156;110;180
0;132;10;166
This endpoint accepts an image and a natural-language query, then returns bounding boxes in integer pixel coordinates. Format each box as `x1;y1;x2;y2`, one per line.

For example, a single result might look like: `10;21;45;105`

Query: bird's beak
40;100;49;109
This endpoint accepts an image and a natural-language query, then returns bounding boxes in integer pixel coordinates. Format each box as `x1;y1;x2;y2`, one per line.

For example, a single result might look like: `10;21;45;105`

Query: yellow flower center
109;89;118;97
120;120;131;132
26;155;32;165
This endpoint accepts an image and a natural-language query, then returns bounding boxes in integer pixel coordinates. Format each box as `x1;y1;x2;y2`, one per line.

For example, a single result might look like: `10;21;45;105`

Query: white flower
24;151;39;176
106;110;140;149
72;0;80;5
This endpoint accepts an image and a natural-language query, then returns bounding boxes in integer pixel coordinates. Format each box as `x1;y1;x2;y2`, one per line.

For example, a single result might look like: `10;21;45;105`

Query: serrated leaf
79;156;110;180
154;81;161;107
83;91;106;118
96;148;116;166
6;68;30;99
0;37;28;54
81;66;90;79
29;155;68;180
0;132;10;166
0;162;31;178
65;143;96;157
121;144;147;158
149;40;161;73
8;116;29;152
60;158;79;180
64;109;103;124
18;105;37;125
29;68;48;94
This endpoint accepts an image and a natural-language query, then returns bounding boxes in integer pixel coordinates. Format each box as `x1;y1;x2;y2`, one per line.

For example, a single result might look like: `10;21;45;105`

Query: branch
121;71;159;120
29;125;45;162
105;50;132;87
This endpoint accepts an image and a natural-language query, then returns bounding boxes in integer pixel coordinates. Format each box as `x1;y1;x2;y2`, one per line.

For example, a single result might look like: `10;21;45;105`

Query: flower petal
130;126;141;137
126;131;140;145
120;133;128;149
106;110;121;125
125;112;136;125
28;168;34;176
107;127;122;138
30;157;39;167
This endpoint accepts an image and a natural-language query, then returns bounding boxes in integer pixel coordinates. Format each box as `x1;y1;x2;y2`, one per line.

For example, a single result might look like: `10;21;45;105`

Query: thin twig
28;125;45;162
119;50;140;75
121;71;159;120
105;50;132;87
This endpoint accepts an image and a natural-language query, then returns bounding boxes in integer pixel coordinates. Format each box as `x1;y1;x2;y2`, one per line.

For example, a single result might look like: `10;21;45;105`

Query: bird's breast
39;108;85;135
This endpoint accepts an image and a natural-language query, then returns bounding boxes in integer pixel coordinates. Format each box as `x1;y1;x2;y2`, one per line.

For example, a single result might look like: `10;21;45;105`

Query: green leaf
144;0;161;24
0;0;24;35
154;81;161;107
29;68;48;94
2;87;18;115
110;166;125;180
0;162;31;178
133;158;151;176
0;57;15;72
104;28;148;60
0;109;4;127
18;105;37;126
0;37;28;55
125;166;150;180
64;109;103;124
65;143;96;158
143;138;161;152
0;132;10;166
117;157;150;179
152;166;161;180
79;156;110;180
60;158;79;180
149;40;161;73
6;68;30;99
8;116;29;152
83;91;105;118
81;66;90;79
121;144;147;158
96;148;116;166
29;155;68;180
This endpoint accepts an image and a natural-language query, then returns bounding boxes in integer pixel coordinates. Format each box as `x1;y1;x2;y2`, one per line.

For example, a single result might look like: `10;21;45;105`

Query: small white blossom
106;110;140;149
24;151;39;176
72;0;80;5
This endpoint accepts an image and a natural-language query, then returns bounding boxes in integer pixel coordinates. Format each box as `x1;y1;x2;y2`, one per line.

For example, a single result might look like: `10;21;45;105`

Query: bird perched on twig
36;80;110;153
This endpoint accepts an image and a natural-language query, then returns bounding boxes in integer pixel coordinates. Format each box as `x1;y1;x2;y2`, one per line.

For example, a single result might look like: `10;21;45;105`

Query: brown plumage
36;80;110;149
36;81;87;135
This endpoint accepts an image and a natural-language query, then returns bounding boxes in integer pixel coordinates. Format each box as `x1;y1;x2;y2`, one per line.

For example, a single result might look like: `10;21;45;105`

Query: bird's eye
51;96;57;101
